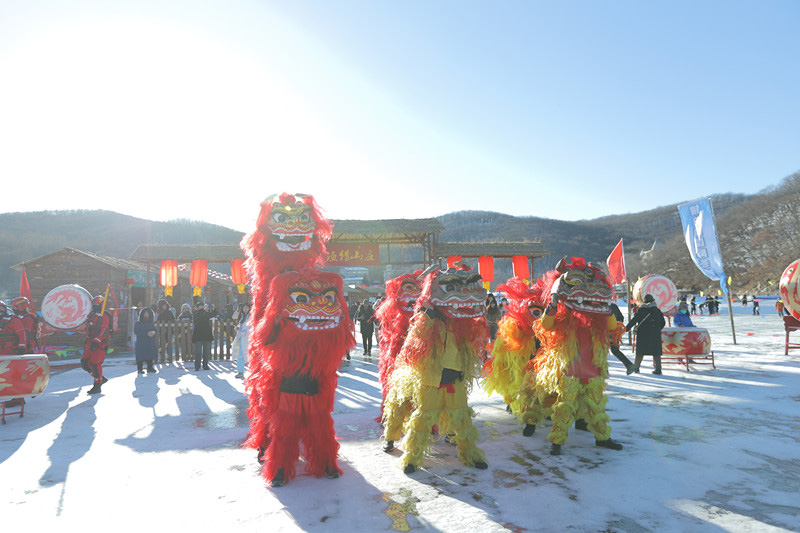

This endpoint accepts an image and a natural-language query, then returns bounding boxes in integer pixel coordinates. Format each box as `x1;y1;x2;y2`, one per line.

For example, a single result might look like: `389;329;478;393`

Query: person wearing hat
626;294;666;375
191;299;214;371
673;302;695;327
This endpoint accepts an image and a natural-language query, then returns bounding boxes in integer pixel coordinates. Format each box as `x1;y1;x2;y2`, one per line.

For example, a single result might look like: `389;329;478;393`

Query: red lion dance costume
482;277;544;417
243;268;355;487
375;271;422;416
382;266;489;474
518;257;623;455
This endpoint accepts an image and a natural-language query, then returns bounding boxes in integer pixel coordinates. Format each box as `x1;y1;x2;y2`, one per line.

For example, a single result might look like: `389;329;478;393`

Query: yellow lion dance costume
518;257;624;455
382;266;489;474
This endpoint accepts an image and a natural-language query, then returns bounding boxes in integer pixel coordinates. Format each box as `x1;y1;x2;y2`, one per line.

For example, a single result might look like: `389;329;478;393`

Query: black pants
610;344;634;369
361;329;373;353
634;353;662;372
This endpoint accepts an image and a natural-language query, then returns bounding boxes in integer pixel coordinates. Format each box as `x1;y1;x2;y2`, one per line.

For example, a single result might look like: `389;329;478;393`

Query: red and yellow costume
11;297;39;353
382;267;489;473
0;302;27;355
375;271;422;415
518;257;622;454
243;268;355;486
482;277;544;415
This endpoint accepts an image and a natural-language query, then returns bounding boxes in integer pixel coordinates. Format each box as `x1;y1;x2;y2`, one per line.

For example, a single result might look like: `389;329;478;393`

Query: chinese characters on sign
325;243;380;266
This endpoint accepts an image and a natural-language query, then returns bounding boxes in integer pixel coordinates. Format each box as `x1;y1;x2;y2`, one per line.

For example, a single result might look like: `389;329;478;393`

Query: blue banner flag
678;198;728;294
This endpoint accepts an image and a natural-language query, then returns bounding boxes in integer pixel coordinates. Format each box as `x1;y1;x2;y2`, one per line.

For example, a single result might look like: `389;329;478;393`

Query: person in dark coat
134;307;158;374
356;299;375;355
192;300;214;371
626;294;666;375
609;303;635;375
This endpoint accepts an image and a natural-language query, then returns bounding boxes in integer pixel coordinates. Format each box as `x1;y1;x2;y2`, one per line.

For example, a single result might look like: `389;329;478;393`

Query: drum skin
779;259;800;320
41;284;92;330
633;275;679;316
661;327;711;356
0;354;50;400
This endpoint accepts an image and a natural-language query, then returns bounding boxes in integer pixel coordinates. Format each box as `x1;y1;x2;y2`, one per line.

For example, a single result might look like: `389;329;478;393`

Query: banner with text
325;243;380;266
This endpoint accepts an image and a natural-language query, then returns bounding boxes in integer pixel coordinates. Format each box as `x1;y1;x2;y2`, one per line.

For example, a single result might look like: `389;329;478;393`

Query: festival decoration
190;259;208;297
661;327;712;357
447;256;462;269
382;266;489;473
478;256;494;291
511;256;530;280
517;256;622;455
632;274;678;316
41;284;93;330
779;259;800;320
160;260;179;297
230;259;247;294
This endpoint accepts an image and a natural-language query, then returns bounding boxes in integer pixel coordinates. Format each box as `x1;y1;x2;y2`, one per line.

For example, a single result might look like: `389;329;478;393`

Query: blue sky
1;1;797;232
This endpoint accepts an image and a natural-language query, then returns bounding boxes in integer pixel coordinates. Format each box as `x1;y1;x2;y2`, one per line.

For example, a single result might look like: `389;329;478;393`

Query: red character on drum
0;301;28;355
82;295;112;395
11;297;40;353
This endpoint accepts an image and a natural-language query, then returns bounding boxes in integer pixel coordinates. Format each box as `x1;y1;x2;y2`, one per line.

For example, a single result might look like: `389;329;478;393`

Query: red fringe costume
243;268;355;486
375;271;422;415
239;193;334;467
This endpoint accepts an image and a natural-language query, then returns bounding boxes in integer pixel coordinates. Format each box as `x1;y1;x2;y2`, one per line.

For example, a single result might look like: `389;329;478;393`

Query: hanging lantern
512;255;530;279
478;256;494;290
447;256;462;268
231;259;247;294
160;260;179;297
190;259;208;297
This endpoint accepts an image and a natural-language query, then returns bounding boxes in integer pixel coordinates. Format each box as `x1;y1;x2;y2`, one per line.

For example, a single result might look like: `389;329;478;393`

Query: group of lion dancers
240;192;623;488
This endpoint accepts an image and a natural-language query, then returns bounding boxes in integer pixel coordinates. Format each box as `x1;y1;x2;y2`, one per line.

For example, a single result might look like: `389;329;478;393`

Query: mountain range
1;170;797;298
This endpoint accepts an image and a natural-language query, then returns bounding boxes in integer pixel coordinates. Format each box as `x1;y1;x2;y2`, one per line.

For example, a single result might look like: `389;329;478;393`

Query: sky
1;1;798;232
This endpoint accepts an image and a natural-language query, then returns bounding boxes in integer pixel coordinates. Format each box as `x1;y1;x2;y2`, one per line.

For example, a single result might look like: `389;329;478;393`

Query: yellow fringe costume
383;311;487;470
520;309;617;445
482;316;539;414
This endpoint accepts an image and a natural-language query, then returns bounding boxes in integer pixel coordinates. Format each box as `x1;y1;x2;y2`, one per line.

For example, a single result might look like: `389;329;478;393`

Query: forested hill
0;210;244;295
1;171;798;296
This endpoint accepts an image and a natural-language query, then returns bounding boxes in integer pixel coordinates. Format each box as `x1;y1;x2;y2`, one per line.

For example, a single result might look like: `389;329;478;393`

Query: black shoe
325;466;340;479
270;468;285;487
147;366;157;374
87;383;102;395
522;424;536;437
138;370;145;374
550;443;562;456
633;368;640;373
626;365;635;375
203;366;210;370
652;370;662;375
444;434;456;445
403;464;416;475
595;438;623;450
383;440;394;453
574;419;589;432
101;377;108;384
474;461;488;470
257;447;266;465
346;353;350;361
506;404;512;413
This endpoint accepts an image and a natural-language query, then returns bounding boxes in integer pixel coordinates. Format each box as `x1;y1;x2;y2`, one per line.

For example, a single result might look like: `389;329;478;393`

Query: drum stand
1;398;25;424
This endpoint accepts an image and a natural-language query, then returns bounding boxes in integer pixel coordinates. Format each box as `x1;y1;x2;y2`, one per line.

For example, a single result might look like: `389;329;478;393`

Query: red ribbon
438;383;456;393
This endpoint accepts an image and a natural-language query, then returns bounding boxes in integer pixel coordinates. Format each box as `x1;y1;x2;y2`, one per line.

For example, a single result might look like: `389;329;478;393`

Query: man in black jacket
626;294;666;375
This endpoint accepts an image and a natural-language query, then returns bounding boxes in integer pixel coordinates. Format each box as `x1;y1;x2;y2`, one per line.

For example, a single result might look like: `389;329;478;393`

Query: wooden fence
154;320;238;363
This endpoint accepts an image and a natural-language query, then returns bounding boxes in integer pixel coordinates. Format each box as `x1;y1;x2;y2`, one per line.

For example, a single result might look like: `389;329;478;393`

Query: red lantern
160;260;179;296
478;256;494;290
190;259;208;297
447;256;462;268
512;256;530;279
231;259;247;294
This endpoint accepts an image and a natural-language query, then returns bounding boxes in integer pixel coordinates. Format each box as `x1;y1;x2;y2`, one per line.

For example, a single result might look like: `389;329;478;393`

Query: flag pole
726;277;736;344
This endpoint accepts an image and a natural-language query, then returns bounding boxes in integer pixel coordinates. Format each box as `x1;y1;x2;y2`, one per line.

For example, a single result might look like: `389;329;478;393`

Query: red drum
41;284;92;330
0;354;51;400
633;275;678;316
779;259;800;320
661;327;711;356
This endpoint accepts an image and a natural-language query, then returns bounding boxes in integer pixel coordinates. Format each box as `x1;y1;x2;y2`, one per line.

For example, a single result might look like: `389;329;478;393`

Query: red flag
20;264;33;303
606;239;626;285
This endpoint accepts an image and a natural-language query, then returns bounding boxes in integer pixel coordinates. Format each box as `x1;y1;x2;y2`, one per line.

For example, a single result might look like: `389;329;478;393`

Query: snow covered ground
2;311;798;532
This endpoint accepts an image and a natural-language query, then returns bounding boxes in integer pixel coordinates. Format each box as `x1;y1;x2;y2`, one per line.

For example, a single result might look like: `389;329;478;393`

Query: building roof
129;244;245;263
12;247;149;272
432;241;548;258
330;218;444;244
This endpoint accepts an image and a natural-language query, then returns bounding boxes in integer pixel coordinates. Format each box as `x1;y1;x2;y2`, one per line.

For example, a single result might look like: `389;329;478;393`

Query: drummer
11;297;39;353
0;301;28;355
673;302;696;327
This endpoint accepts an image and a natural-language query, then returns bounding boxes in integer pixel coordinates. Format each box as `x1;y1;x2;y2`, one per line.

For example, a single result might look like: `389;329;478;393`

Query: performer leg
398;386;442;472
263;393;303;485
610;344;635;374
548;377;580;446
302;408;341;478
440;381;486;468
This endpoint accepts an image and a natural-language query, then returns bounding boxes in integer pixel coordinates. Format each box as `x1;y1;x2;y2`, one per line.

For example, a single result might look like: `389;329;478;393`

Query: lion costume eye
529;304;544;319
299;213;311;223
272;212;288;224
323;289;337;304
290;291;309;304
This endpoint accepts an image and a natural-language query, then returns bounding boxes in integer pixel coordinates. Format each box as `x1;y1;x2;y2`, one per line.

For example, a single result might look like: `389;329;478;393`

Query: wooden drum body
661;327;711;356
0;354;51;400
